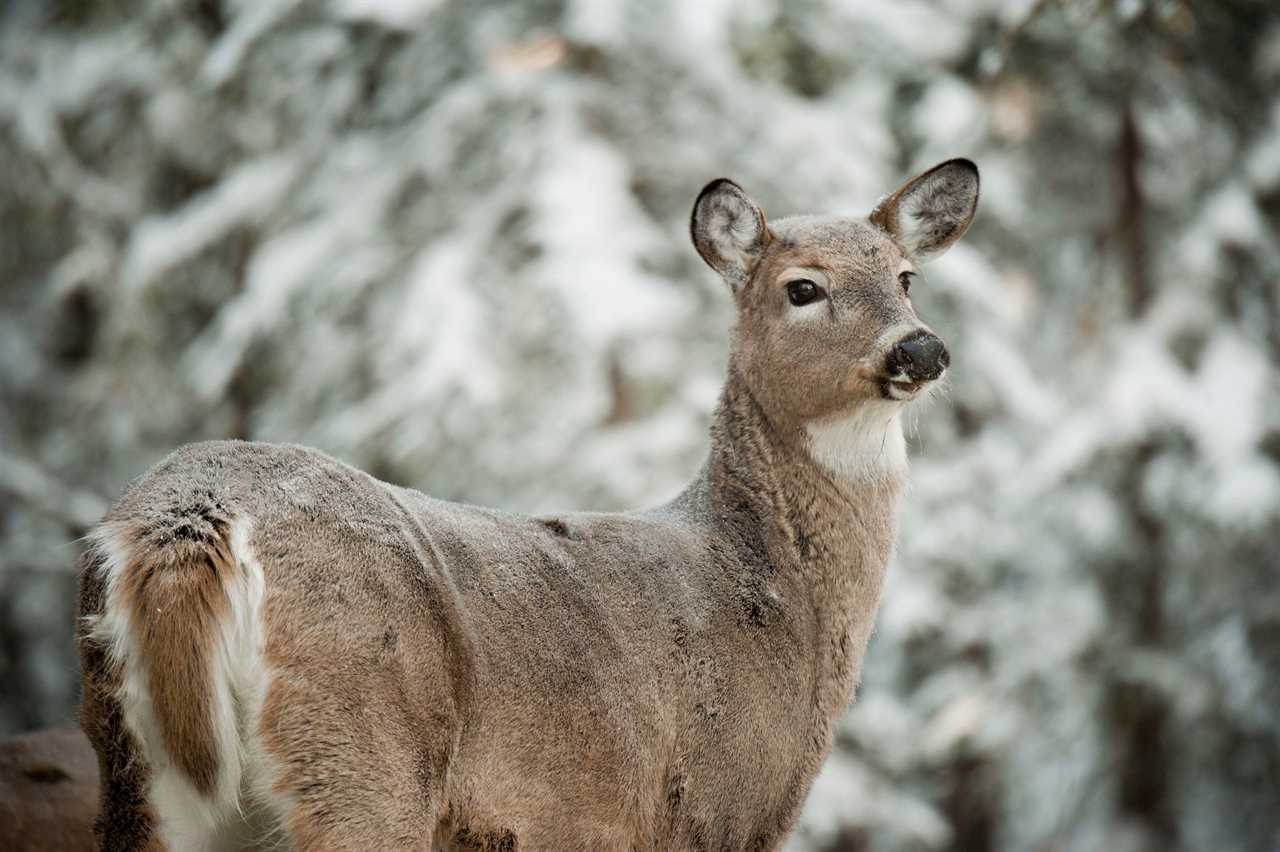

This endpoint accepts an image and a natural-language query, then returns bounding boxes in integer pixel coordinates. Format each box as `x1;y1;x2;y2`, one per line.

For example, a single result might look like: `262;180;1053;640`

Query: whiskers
900;372;952;454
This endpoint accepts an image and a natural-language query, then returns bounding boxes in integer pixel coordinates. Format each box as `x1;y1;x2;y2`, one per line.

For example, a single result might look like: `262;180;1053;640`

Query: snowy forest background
2;0;1278;849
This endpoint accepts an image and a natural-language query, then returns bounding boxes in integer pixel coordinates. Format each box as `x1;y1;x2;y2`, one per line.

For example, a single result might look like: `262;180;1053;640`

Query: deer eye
786;279;824;306
899;271;916;294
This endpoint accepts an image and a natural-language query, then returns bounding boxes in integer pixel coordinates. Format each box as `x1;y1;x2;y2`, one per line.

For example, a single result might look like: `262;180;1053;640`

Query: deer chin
883;378;927;401
877;374;934;401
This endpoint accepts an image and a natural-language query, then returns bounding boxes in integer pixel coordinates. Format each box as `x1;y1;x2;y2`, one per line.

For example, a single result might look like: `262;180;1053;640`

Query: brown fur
0;726;100;852
78;161;979;850
112;510;236;797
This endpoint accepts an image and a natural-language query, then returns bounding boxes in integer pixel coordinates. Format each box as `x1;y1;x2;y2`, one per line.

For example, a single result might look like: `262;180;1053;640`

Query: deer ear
690;179;771;287
870;159;979;262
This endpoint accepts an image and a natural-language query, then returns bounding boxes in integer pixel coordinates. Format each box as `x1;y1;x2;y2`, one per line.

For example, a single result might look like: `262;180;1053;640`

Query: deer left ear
870;159;979;262
690;179;771;289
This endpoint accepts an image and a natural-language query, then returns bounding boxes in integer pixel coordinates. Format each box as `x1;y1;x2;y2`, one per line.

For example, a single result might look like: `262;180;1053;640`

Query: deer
0;725;100;852
76;158;979;851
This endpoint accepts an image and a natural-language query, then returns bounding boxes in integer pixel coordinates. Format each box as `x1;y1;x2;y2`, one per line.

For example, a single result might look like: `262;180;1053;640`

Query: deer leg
255;668;452;852
263;736;444;851
78;550;167;852
80;683;169;852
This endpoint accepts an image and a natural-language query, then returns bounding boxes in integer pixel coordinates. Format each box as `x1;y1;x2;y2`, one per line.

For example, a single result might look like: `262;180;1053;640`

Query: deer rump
79;440;828;851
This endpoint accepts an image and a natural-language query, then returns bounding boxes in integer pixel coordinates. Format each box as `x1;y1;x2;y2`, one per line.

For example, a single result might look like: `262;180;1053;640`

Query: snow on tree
0;1;1277;850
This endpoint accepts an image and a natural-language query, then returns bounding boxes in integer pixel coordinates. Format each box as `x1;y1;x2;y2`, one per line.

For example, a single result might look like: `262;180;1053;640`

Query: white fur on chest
805;402;907;483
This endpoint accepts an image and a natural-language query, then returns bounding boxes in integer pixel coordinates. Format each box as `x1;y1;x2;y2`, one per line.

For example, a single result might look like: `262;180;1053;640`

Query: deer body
78;161;978;851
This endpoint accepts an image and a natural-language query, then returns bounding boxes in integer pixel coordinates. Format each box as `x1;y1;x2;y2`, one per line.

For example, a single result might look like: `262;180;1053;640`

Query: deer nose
890;332;949;381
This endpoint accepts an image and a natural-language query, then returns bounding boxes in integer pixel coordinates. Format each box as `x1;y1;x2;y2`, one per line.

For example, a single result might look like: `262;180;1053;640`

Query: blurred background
1;0;1278;849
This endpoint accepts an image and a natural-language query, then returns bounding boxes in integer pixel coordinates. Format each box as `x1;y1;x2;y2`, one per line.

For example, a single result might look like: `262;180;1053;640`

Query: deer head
691;159;979;478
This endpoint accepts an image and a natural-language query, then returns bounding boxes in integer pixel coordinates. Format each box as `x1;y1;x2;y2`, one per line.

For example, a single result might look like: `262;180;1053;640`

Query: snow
531;132;677;346
121;154;301;293
331;0;442;30
202;1;300;86
912;75;987;154
1;1;1278;849
784;751;951;851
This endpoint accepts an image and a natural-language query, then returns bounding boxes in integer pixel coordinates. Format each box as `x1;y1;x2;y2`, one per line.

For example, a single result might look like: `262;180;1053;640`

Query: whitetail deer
77;159;979;851
0;725;99;852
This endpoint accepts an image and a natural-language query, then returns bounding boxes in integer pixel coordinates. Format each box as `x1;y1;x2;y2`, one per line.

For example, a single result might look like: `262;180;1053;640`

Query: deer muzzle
887;330;950;384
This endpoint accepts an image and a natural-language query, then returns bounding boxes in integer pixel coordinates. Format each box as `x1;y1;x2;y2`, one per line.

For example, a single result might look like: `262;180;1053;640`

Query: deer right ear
870;159;979;262
690;179;771;288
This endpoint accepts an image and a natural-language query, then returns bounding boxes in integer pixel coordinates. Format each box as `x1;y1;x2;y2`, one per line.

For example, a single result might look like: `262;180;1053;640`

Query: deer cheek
840;363;882;397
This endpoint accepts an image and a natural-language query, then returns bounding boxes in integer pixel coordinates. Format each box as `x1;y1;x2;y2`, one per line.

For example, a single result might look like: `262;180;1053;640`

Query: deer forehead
763;216;905;280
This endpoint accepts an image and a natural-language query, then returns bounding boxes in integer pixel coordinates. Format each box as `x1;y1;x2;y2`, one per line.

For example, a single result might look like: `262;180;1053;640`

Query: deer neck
700;363;905;715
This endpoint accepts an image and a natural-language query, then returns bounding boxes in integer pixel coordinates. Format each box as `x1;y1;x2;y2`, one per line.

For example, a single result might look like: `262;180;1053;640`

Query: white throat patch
806;401;907;483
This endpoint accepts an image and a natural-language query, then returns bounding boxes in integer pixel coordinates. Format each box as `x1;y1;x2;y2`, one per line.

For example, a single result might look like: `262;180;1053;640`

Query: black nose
890;332;950;381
